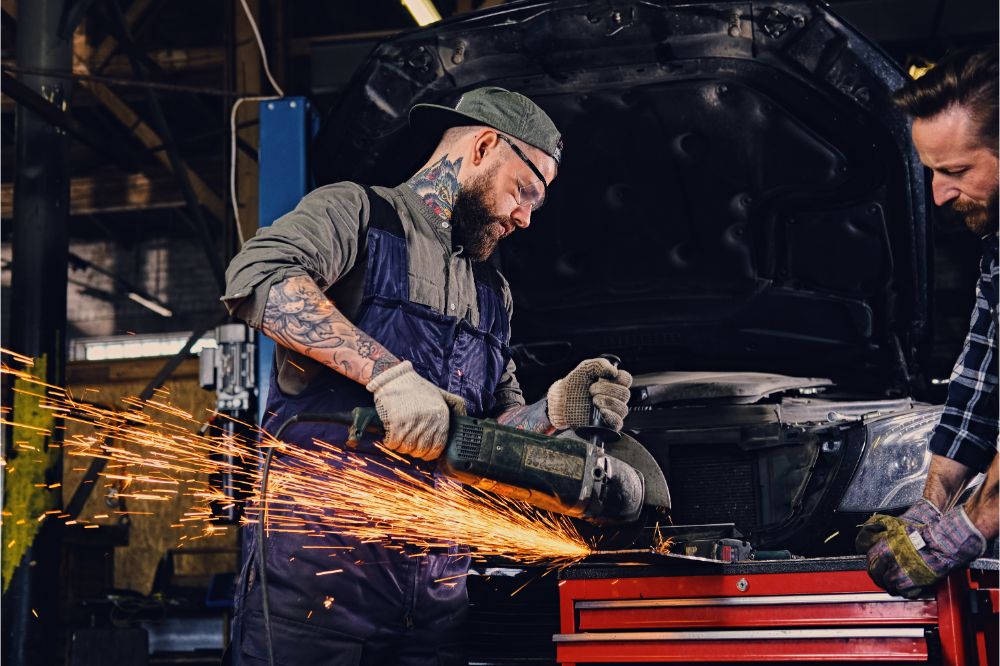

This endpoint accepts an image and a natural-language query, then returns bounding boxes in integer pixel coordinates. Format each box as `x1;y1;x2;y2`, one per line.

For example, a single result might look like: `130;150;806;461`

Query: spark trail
1;349;592;564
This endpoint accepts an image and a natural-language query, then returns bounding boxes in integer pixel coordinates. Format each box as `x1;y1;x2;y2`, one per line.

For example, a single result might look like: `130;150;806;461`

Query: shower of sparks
1;349;592;564
651;522;674;556
250;435;591;563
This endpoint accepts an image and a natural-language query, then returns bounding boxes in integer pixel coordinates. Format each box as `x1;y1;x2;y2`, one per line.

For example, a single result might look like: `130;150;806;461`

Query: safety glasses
496;134;547;211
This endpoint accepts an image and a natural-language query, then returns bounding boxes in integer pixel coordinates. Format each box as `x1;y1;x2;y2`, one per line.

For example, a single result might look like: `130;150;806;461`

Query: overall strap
360;186;409;301
363;185;405;236
472;261;511;342
471;261;502;293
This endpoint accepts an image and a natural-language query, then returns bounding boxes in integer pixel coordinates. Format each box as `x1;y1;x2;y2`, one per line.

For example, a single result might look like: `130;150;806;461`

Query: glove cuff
950;506;988;559
902;498;942;525
546;380;570;430
366;360;411;393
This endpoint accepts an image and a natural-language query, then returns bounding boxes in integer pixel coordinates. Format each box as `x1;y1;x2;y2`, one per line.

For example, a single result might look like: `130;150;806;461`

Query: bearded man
857;46;998;598
221;87;633;664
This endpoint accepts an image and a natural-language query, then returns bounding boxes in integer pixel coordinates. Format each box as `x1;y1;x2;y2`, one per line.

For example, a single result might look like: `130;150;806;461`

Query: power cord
230;0;286;247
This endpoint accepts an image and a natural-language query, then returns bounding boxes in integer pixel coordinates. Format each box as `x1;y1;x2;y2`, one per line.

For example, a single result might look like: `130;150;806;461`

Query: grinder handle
347;407;385;448
587;353;621;447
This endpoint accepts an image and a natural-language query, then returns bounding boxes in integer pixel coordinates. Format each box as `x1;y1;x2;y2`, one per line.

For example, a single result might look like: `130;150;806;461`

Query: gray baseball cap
409;87;563;165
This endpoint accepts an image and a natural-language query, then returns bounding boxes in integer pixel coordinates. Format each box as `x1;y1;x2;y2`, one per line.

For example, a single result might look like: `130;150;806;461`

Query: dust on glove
857;503;985;598
546;358;633;431
366;360;467;461
855;498;940;557
898;497;942;525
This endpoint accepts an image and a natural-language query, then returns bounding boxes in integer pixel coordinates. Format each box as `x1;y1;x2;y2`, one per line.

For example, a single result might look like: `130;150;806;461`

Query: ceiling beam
79;79;225;220
70;3;226;221
89;0;153;74
1;71;141;171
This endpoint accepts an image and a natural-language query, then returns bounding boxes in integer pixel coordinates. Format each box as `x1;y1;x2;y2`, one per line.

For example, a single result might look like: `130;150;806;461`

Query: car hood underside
315;0;929;395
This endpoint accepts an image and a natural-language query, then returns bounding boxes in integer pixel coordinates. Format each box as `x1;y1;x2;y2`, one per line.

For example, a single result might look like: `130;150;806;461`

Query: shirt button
449;303;456;311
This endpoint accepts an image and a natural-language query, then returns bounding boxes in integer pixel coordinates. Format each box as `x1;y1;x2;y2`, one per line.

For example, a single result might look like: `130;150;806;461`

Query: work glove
855;499;940;558
546;358;633;431
856;502;986;598
366;361;466;461
896;497;942;525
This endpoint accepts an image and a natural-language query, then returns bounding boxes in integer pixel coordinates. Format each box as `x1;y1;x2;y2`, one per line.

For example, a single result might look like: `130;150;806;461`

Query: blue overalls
229;187;511;665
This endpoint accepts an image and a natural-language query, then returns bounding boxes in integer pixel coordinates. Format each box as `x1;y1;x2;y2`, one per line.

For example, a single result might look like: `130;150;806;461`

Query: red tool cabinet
556;556;998;664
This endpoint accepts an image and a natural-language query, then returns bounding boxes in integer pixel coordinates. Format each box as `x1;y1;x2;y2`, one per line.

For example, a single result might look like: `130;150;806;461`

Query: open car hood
314;0;930;394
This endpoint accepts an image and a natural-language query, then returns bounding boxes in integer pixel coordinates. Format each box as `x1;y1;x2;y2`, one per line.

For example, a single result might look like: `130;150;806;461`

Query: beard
451;168;510;262
944;188;998;236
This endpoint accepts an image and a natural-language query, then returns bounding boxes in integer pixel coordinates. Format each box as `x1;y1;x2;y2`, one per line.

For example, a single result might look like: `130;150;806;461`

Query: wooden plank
1;171;185;218
99;46;224;77
63;356;237;595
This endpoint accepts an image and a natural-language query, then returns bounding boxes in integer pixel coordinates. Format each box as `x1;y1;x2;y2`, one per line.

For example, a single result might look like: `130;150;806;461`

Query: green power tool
345;407;671;524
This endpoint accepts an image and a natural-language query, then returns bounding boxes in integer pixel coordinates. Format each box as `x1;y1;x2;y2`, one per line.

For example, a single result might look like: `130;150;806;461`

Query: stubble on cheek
952;190;998;235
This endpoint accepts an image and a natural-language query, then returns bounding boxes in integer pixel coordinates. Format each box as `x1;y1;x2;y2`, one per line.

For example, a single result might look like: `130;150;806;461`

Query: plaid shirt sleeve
928;233;999;473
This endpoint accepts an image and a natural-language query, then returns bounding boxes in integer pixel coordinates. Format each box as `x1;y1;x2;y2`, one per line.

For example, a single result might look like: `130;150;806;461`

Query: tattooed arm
495;400;555;434
262;274;399;384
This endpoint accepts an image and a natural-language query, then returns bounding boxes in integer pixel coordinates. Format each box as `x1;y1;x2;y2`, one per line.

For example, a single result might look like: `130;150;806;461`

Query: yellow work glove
366;361;466;460
856;500;986;598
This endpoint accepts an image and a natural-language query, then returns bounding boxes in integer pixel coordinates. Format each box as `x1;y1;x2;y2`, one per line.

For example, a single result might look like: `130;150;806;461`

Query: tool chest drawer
555;558;998;664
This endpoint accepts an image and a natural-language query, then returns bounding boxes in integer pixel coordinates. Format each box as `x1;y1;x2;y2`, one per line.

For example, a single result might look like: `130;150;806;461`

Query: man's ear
471;130;500;167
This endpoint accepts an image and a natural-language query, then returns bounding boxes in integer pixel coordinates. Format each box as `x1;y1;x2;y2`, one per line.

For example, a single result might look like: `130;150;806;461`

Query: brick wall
2;235;224;349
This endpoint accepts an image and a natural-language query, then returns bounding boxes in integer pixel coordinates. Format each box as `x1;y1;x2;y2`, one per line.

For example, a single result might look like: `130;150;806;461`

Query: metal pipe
3;1;72;664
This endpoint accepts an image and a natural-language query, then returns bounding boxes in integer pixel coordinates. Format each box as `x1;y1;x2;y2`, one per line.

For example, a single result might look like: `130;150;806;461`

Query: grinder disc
604;433;671;510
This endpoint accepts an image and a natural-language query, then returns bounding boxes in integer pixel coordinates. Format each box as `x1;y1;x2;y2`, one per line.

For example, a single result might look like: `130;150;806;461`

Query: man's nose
511;205;532;229
931;173;959;207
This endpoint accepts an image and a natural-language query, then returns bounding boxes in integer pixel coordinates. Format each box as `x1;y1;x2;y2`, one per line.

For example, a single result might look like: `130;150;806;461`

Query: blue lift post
256;97;317;422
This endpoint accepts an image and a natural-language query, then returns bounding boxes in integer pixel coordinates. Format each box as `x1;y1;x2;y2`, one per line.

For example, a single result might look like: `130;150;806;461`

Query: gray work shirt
222;182;524;413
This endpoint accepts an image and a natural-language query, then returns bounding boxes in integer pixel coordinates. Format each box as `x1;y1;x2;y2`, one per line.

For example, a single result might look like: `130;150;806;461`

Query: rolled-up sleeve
492;271;526;414
222;182;368;328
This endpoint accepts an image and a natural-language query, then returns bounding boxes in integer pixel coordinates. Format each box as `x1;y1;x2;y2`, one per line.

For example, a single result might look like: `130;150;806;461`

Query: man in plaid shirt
857;46;998;598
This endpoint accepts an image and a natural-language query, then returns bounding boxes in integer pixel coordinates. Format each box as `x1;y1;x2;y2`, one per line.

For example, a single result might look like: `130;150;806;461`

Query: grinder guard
439;416;647;523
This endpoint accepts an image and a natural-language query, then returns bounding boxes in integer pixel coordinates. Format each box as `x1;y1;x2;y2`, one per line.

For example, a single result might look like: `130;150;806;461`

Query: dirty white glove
546;358;633;431
366;361;466;460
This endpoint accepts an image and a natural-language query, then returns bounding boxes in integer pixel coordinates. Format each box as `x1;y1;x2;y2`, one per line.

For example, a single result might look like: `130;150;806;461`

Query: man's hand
856;501;986;598
366;361;466;460
546;358;633;431
855;499;939;595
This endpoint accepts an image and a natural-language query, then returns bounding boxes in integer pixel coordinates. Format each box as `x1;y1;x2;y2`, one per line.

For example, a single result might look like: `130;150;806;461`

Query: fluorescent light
70;333;216;362
401;0;441;26
127;291;174;318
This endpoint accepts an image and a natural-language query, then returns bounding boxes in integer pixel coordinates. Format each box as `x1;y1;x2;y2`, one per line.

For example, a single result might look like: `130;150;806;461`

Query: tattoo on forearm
262;275;398;384
369;355;397;379
407;154;463;220
496;400;555;434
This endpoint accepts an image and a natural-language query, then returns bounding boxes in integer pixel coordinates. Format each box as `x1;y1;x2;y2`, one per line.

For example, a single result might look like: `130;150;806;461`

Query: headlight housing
837;406;940;513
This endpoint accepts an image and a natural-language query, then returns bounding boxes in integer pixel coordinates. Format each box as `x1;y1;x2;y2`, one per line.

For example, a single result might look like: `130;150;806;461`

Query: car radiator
667;445;759;533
